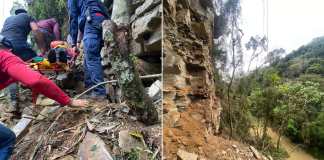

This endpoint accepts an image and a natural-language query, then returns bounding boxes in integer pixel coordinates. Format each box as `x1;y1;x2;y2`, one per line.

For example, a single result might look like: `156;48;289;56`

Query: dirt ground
163;106;260;160
11;100;162;160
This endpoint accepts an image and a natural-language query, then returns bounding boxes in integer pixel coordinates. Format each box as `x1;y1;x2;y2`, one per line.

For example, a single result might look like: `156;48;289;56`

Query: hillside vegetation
214;36;324;160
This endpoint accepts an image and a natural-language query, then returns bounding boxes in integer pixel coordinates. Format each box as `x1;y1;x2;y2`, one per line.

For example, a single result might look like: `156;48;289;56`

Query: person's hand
41;48;46;56
72;46;78;53
68;99;89;108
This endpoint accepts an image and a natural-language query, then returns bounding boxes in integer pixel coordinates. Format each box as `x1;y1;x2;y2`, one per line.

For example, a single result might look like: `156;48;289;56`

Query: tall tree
102;0;158;125
274;81;322;150
245;35;267;71
220;0;244;140
266;48;285;64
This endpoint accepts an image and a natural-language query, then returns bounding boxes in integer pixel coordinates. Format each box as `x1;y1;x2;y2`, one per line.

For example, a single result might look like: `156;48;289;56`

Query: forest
214;21;324;160
212;0;324;159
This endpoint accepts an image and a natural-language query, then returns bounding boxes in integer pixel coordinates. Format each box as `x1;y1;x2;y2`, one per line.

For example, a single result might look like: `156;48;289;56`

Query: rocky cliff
162;0;222;159
98;0;162;103
75;0;162;103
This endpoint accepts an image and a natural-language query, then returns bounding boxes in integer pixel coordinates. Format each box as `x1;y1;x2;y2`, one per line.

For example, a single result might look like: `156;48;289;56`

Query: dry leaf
130;131;143;138
50;155;60;160
113;147;121;155
95;108;101;113
43;135;47;144
85;117;95;131
95;125;116;133
108;141;113;148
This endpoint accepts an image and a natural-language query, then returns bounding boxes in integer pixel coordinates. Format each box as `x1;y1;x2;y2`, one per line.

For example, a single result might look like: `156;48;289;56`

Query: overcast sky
0;0;15;30
241;0;324;71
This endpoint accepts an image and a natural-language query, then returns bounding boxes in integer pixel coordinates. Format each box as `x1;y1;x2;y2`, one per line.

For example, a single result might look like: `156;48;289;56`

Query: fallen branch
154;99;162;104
29;109;65;160
151;146;160;160
21;116;47;122
29;84;93;160
12;137;38;160
138;67;162;90
141;137;147;150
75;74;162;99
26;105;49;119
65;127;87;154
56;122;85;134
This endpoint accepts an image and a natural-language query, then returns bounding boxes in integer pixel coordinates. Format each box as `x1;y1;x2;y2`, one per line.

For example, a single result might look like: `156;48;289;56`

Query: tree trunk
102;0;158;125
228;41;235;140
277;131;282;150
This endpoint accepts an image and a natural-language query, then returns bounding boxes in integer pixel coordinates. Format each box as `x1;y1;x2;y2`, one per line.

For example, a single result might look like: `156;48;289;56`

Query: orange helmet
50;41;65;49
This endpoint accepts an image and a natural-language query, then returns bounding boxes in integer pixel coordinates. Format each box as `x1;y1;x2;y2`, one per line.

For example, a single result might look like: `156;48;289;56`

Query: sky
0;0;15;30
241;0;324;71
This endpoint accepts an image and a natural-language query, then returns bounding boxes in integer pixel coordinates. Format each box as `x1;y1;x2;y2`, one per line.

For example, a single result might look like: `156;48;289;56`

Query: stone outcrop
78;132;113;160
163;0;222;159
101;0;162;103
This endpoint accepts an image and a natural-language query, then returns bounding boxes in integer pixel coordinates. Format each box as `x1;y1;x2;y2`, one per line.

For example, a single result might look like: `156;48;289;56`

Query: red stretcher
25;51;77;75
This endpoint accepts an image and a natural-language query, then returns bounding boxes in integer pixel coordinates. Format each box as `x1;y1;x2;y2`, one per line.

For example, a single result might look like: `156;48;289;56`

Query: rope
262;0;265;36
267;0;269;55
59;0;70;29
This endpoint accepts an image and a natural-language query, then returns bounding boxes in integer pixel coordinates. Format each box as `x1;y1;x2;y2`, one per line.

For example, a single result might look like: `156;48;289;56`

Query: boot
87;93;107;101
57;47;68;63
47;49;56;63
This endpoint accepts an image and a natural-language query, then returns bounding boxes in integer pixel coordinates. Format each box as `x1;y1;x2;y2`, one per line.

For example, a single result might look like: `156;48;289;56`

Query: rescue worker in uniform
68;0;110;100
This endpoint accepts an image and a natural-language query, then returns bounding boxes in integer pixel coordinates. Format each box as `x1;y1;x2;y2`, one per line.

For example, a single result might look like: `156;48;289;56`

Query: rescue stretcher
25;41;77;75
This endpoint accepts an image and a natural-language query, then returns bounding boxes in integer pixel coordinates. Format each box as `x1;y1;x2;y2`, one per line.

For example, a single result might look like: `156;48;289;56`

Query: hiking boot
47;49;56;63
87;93;107;101
57;47;68;63
5;101;19;113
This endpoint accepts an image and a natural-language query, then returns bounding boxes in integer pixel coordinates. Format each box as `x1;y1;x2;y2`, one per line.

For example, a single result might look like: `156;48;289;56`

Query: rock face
118;130;148;158
56;72;75;89
148;80;162;101
78;132;113;160
100;0;162;101
36;98;59;106
12;118;33;143
177;149;199;160
163;0;222;159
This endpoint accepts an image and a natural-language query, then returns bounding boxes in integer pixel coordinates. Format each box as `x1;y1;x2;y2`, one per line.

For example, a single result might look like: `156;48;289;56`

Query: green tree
274;81;323;150
245;35;267;71
306;63;324;75
295;74;324;92
267;48;285;65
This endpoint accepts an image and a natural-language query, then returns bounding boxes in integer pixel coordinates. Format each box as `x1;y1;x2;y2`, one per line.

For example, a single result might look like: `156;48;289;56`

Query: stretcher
25;43;77;75
24;41;78;108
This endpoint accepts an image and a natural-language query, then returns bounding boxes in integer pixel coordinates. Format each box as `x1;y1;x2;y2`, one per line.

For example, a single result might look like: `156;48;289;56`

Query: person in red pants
0;35;89;160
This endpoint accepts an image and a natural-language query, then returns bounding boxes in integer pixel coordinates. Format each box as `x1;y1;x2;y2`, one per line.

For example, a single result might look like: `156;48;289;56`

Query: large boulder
177;149;198;160
132;4;162;43
56;72;75;89
148;80;162;101
78;132;113;160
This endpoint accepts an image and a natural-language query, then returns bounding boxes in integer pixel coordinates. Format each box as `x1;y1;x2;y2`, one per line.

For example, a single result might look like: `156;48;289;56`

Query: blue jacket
68;0;111;44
